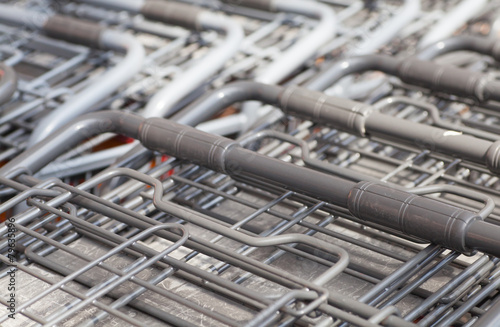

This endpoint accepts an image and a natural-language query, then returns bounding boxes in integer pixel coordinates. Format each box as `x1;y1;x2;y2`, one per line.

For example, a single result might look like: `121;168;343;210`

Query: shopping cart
1;110;499;326
2;1;500;327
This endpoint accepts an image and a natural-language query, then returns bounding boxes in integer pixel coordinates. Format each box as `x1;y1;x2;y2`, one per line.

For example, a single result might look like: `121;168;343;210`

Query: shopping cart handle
397;58;500;102
348;181;483;256
179;81;500;174
308;52;500;102
43;15;105;49
3;111;500;258
279;85;373;137
140;1;203;31
220;0;273;11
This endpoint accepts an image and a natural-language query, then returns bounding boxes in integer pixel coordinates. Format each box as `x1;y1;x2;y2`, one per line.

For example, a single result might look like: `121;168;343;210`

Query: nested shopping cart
2;1;500;327
0;108;499;326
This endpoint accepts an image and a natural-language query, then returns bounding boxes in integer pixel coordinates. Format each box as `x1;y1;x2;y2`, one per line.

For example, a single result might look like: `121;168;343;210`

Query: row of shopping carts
2;0;500;326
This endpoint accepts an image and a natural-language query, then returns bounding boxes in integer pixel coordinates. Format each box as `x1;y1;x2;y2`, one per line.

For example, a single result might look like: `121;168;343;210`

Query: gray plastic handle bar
140;0;203;30
306;53;500;102
2;111;499;257
417;35;500;60
178;81;500;175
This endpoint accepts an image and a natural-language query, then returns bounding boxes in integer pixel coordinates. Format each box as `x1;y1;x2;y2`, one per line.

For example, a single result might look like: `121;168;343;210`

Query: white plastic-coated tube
36;11;243;176
322;0;421;98
37;143;136;178
141;11;244;118
77;0;145;12
418;0;488;49
73;0;243;119
197;114;250;136
352;0;421;55
254;0;337;84
322;0;420;98
0;4;49;29
33;4;242;176
198;0;337;135
28;30;146;146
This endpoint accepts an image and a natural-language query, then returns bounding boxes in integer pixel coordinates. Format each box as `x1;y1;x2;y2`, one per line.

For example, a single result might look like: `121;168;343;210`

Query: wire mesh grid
0;166;373;326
